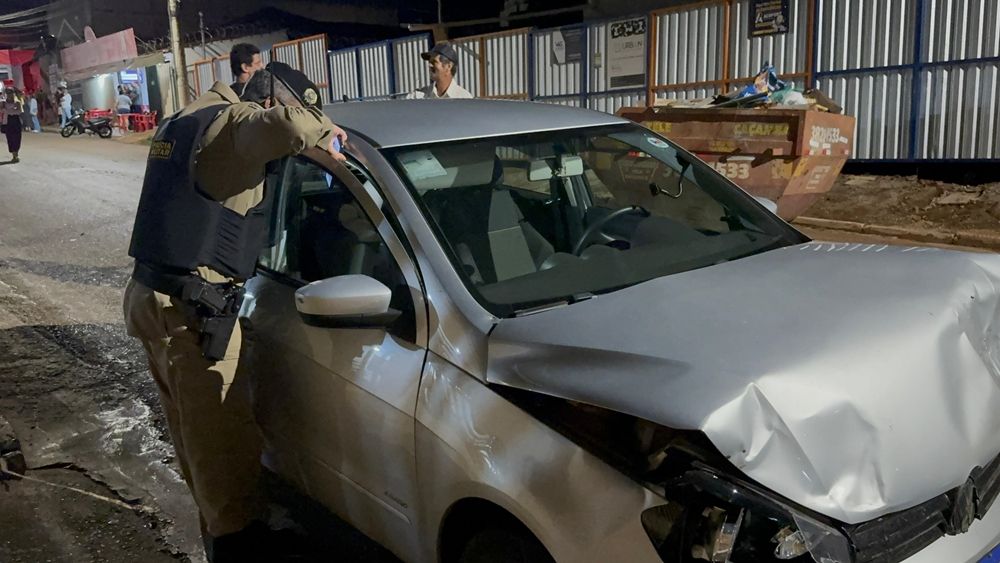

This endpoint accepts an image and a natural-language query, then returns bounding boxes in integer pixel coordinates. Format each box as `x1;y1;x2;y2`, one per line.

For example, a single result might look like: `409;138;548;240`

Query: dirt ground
806;174;1000;237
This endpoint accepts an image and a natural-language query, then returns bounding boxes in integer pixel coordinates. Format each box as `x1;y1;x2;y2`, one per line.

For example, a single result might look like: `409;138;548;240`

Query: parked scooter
61;112;113;139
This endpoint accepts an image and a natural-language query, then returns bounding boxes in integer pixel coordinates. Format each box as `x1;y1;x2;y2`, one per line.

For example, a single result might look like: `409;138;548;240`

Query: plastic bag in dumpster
737;63;786;98
770;84;808;107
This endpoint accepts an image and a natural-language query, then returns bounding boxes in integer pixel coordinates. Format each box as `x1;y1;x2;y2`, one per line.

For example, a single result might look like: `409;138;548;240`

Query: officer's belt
131;261;230;313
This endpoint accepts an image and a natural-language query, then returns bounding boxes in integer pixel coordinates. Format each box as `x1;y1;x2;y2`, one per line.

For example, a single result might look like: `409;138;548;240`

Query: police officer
123;63;346;561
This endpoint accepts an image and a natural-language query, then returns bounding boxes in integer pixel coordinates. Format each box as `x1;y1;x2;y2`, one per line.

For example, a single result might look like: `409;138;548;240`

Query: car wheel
97;125;113;138
60;125;74;138
458;526;554;563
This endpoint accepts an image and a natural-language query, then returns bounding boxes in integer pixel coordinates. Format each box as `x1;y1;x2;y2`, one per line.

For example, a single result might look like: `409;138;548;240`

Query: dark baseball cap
421;43;459;64
265;61;322;107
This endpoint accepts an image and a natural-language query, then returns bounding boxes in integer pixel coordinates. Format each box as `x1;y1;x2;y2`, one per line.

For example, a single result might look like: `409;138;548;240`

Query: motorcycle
61;112;113;139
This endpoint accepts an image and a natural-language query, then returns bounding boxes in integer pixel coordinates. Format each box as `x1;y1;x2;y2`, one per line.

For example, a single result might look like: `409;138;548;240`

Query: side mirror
294;275;401;329
754;196;779;215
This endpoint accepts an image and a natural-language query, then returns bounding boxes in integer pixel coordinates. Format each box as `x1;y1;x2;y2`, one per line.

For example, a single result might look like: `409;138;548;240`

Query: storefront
60;28;165;116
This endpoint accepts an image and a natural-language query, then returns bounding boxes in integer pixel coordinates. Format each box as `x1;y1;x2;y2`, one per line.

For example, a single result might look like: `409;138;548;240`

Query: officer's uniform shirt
181;81;336;282
407;80;473;99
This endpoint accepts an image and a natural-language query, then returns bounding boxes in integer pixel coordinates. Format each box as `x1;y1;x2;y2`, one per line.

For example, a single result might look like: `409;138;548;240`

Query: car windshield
384;124;805;317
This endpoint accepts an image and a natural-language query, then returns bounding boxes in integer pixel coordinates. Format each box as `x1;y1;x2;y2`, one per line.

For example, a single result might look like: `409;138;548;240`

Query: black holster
133;261;245;361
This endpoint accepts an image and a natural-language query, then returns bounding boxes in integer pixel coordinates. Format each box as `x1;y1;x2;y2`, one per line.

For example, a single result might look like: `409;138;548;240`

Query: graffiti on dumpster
806;166;833;191
709;140;738;152
809;126;850;155
733;122;790;137
711;161;751;180
642;121;672;135
772;159;809;180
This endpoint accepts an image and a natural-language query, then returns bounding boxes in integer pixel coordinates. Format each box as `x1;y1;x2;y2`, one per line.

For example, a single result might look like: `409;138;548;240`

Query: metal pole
199;11;206;59
168;0;188;108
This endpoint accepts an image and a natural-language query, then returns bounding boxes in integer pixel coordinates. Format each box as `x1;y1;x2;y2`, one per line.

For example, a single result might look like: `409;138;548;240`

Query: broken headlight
641;468;853;563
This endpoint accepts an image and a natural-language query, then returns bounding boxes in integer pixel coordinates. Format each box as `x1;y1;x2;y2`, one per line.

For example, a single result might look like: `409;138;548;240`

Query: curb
793;216;1000;250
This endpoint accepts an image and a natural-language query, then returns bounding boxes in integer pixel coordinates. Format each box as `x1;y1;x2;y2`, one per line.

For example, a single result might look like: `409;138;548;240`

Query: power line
0;5;48;23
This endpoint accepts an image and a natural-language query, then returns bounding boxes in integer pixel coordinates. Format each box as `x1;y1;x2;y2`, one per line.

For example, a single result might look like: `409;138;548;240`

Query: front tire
60;125;74;138
97;125;112;138
458;526;554;563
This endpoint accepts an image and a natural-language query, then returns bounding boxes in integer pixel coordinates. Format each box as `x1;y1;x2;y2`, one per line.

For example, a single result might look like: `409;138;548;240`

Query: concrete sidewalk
794;216;1000;252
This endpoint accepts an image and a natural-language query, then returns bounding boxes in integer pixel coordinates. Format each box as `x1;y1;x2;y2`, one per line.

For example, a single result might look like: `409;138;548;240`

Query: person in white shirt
407;43;473;99
27;93;40;132
58;88;73;126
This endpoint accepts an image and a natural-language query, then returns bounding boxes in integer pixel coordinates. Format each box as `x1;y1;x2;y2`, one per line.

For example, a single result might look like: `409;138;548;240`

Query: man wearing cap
123;62;347;562
408;42;474;99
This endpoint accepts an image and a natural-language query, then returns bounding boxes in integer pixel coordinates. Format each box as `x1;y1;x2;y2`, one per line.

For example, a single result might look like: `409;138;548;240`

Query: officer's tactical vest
128;104;274;280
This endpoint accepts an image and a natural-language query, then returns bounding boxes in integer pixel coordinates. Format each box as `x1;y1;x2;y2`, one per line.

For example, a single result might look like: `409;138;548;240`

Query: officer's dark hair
240;69;300;107
230;43;260;77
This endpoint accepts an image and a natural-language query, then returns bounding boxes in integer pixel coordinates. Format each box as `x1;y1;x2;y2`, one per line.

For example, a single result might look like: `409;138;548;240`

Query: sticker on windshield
646;136;669;149
399;150;449;180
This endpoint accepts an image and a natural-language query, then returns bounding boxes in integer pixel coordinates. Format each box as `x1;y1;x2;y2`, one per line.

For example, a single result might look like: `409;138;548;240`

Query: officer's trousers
123;278;264;538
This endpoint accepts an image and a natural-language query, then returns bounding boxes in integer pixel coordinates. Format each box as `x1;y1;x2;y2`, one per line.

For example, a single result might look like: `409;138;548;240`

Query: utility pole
168;0;188;109
199;11;206;60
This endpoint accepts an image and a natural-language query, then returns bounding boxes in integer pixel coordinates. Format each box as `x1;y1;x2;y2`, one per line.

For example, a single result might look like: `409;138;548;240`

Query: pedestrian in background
1;88;24;163
128;85;141;113
58;87;73;127
28;91;40;133
407;43;473;99
117;86;132;115
228;43;263;96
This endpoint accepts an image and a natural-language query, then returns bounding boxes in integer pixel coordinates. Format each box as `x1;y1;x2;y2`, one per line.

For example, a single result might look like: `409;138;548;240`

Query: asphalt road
0;130;987;562
0;131;403;563
0;131;201;561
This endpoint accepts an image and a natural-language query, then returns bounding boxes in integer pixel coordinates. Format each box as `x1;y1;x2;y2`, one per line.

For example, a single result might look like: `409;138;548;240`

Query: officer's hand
327;126;348;162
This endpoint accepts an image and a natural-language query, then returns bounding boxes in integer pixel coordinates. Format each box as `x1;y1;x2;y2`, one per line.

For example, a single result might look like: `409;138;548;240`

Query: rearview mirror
557;155;584;177
528;159;553;181
294;275;401;328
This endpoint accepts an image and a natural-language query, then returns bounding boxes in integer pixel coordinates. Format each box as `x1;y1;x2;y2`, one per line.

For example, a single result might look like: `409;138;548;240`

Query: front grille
848;495;948;563
845;449;1000;563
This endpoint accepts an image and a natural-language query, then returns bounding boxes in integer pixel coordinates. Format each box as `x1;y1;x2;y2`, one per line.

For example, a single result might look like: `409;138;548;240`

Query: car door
245;148;427;558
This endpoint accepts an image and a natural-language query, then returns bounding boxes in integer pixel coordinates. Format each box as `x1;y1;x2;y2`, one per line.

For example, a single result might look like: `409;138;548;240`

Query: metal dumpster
616;106;857;220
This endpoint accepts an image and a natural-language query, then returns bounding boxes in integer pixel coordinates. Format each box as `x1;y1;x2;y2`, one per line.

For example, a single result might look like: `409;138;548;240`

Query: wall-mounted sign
607;17;646;89
60;28;138;74
551;27;584;65
749;0;790;38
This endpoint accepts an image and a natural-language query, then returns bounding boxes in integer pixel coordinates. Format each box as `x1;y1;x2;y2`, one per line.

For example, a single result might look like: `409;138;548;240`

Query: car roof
322;99;630;149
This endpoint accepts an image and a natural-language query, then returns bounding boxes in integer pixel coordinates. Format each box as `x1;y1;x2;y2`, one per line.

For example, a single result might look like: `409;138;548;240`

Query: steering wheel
572;206;648;256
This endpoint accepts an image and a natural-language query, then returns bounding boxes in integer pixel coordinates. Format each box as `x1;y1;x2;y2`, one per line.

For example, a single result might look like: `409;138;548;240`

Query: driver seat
486;190;554;282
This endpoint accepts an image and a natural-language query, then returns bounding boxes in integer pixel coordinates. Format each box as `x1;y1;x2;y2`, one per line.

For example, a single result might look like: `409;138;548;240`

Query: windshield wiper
512;292;594;317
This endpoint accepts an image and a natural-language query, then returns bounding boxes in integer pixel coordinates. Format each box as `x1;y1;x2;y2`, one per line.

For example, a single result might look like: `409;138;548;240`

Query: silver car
243;100;1000;563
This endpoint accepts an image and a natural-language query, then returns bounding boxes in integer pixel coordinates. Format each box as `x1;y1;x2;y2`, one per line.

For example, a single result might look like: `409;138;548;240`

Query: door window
260;157;416;339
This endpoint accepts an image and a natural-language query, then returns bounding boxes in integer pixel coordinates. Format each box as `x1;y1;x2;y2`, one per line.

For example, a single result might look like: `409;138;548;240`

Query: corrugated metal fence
814;0;1000;160
184;0;997;162
325;34;432;101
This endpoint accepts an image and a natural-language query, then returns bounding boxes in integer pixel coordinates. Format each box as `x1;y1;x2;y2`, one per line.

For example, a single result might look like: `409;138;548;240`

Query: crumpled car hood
487;242;1000;524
